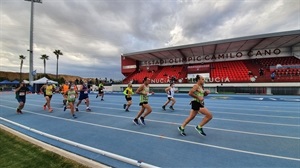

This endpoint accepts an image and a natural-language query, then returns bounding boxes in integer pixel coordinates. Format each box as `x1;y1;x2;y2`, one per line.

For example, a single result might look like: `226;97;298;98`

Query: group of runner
15;75;213;137
125;75;213;136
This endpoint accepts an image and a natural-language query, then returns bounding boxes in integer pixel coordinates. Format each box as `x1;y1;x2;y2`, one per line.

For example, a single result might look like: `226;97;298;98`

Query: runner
61;81;70;107
64;83;78;119
133;77;154;125
162;83;178;111
123;83;133;112
96;81;105;101
76;81;91;112
15;82;29;114
40;80;55;112
178;75;213;136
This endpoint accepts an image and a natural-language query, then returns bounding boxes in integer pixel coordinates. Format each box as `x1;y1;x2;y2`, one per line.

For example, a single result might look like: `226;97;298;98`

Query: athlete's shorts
125;96;132;101
16;97;26;103
45;95;52;99
98;90;104;94
79;94;89;100
167;97;173;100
191;100;204;111
139;101;148;106
67;100;75;104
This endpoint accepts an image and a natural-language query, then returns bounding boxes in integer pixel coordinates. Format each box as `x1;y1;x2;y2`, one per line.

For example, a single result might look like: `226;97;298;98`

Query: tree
40;54;49;74
19;55;26;81
53;49;63;80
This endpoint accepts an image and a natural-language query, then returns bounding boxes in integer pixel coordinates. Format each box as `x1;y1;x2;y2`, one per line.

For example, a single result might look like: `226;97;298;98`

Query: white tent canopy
32;77;58;84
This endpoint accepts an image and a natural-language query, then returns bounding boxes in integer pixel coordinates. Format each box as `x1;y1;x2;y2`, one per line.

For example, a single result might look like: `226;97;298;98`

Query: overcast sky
1;0;299;80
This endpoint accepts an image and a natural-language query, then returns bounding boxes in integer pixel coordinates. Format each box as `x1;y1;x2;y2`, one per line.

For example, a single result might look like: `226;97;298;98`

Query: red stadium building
120;30;300;95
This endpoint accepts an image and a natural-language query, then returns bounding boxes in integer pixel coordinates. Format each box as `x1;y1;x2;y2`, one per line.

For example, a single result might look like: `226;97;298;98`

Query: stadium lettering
151;78;169;84
206;77;230;83
247;48;281;57
141;48;282;65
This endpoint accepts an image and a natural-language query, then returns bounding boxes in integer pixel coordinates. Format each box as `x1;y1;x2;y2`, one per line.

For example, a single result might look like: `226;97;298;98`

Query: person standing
162;83;178;111
76;81;91;112
40;80;55;112
133;77;154;125
178;75;213;136
15;82;29;114
123;83;133;112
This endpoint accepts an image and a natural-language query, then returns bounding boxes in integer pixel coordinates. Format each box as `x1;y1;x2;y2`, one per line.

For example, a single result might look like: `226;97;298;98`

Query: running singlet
62;84;69;94
45;85;54;96
98;83;104;90
192;85;204;103
16;87;28;99
167;87;176;98
140;85;149;103
80;85;89;95
67;90;76;102
123;87;133;98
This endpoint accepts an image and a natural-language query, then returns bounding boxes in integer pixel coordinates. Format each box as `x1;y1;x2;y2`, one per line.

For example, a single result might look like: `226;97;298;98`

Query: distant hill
0;71;82;82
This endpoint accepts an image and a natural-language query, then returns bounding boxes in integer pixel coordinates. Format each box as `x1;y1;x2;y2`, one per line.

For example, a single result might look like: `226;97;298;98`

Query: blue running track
0;92;299;167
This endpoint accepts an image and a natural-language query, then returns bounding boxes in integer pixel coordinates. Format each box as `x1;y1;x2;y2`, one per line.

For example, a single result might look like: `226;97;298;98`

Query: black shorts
17;97;26;103
167;97;172;100
139;102;148;106
191;101;204;111
99;90;104;94
45;95;52;99
79;94;89;100
125;96;132;101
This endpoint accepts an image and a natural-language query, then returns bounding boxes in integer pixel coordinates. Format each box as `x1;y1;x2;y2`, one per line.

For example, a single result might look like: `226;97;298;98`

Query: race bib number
84;91;88;94
19;92;25;96
70;95;75;99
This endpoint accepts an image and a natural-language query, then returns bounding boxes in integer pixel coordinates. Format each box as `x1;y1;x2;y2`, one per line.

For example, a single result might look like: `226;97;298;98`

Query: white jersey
167;87;176;98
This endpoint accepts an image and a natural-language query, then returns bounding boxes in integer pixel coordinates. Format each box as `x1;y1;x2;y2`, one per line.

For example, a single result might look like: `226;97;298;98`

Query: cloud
0;0;299;80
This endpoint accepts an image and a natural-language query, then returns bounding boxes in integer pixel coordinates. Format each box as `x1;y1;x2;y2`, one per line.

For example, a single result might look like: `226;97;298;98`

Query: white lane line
0;117;158;168
15;98;300;119
1;104;299;140
0;106;299;162
2;99;300;128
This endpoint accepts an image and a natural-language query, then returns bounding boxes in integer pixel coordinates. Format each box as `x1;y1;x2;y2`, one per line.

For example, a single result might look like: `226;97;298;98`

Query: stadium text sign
150;77;230;83
141;48;283;66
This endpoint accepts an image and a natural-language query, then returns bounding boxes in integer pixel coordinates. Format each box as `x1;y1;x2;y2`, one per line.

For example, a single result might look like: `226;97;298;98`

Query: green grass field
0;128;89;168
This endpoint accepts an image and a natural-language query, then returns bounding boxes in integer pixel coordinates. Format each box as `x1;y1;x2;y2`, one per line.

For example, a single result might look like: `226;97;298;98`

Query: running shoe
123;104;126;109
86;108;91;112
169;106;174;110
43;105;46;110
139;117;146;125
101;99;104;101
16;109;23;114
73;114;77;119
48;108;53;113
63;106;67;111
96;95;98;98
75;107;79;112
133;118;140;125
195;126;206;136
162;105;166;111
125;109;129;112
178;126;186;136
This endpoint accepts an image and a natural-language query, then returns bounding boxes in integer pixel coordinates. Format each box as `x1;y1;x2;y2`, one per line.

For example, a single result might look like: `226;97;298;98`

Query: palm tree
40;54;49;74
53;49;63;80
19;55;26;81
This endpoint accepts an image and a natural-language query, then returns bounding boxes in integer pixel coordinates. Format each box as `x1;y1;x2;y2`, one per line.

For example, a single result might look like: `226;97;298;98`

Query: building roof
122;30;300;62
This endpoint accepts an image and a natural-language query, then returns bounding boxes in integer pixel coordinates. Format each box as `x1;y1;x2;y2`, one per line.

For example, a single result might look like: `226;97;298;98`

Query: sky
1;0;299;80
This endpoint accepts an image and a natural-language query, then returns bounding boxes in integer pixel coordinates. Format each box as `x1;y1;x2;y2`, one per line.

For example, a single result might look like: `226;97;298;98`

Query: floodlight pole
25;0;42;84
